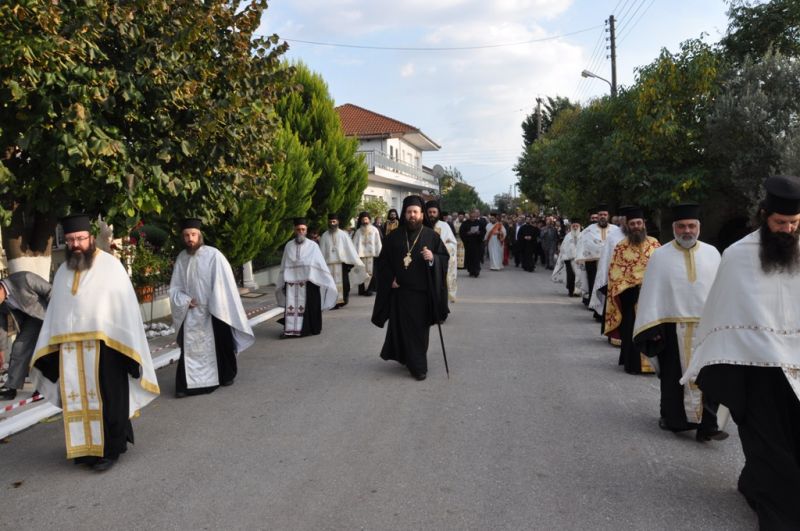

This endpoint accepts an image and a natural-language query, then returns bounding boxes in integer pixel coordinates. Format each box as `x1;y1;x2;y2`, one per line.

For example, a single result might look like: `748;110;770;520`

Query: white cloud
400;62;416;77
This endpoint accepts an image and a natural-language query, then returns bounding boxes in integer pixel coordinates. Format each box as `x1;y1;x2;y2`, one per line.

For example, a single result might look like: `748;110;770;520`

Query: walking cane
423;246;450;378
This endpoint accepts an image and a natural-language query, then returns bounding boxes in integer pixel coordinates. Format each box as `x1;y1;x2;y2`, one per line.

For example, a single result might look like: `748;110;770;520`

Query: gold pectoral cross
403;253;412;269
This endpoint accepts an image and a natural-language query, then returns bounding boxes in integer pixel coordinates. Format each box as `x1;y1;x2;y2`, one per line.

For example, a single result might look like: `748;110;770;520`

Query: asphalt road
0;265;756;530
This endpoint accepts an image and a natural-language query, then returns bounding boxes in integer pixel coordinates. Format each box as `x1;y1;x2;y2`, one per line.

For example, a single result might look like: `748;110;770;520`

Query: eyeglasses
65;236;90;245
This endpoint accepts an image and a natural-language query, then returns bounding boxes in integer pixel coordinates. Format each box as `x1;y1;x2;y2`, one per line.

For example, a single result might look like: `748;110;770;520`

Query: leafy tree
707;50;800;211
441;182;489;213
259;125;318;255
521;96;578;147
275;63;367;229
721;0;800;64
359;197;390;221
0;0;289;274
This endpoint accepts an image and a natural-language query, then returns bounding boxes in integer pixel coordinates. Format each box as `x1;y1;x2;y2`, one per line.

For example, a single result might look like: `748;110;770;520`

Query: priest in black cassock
372;195;450;381
516;216;539;272
459;208;486;277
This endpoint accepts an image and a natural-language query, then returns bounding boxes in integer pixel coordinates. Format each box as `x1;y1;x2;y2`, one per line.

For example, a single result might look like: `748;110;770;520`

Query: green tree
359;197;390;221
721;0;800;64
0;0;289;274
521;96;578;147
441;182;488;213
275;63;367;229
707;50;800;211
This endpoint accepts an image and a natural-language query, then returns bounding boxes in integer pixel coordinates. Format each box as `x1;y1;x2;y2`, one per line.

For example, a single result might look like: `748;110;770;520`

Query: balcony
359;150;438;187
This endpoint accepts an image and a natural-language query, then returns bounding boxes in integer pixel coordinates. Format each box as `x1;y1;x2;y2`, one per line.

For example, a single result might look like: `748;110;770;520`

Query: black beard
597;219;608;228
424;215;438;228
759;223;800;274
628;228;647;245
406;219;423;231
66;243;97;271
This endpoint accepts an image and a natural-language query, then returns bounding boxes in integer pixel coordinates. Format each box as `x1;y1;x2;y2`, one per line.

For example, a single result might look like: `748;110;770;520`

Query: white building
336;104;441;211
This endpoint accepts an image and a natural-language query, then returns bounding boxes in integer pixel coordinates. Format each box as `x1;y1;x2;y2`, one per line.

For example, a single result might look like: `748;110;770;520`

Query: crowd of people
1;176;799;530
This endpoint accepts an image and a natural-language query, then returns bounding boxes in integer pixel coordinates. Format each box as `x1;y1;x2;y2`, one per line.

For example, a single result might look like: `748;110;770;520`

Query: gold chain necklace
404;227;423;269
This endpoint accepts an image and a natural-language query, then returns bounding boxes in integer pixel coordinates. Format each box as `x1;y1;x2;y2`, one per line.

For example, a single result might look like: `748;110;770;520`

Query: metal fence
358;150;438;186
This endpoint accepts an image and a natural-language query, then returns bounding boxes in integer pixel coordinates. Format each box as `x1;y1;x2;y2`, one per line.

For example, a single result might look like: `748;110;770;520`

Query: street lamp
581;69;616;97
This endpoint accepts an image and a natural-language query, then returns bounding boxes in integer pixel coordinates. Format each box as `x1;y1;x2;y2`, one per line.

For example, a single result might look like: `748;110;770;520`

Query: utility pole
608;15;617;97
535;97;543;138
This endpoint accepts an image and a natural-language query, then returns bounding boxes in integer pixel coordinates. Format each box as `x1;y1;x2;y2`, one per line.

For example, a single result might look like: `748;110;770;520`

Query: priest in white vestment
484;213;506;271
632;204;725;441
276;218;338;338
575;204;622;316
552;222;582;296
453;212;466;269
32;214;159;471
681;176;800;529
319;213;365;308
588;207;630;319
425;200;457;303
169;219;254;398
351;212;383;296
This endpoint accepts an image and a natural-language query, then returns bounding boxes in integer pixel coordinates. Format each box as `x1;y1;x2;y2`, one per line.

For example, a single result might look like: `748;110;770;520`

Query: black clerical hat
402;195;425;210
327;213;339;221
617;205;634;217
424;200;440;211
625;207;645;220
61;214;91;235
181;218;202;230
293;217;308;227
671;203;701;222
458;211;466;215
764;175;800;215
596;203;610;213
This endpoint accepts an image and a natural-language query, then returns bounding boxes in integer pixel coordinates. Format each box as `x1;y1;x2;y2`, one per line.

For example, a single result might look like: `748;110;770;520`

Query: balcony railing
359;150;438;185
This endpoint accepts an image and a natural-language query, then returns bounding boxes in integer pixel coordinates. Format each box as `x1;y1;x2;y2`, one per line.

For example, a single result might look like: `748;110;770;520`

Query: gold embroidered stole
60;340;105;458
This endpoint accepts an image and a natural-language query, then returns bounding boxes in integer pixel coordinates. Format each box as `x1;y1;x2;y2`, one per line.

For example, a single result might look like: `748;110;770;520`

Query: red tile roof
336;103;420;137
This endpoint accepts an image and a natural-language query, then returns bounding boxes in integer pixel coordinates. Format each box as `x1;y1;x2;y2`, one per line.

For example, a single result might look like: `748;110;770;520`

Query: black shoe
696;429;729;442
92;457;117;472
413;373;427;381
74;456;99;466
658;418;697;433
0;387;17;400
175;391;187;398
221;379;234;387
361;291;374;297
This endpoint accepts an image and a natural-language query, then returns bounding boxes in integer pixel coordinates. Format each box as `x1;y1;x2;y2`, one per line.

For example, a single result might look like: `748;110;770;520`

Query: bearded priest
319;213;365;309
682;176;800;530
31;214;159;472
604;207;660;374
633;203;725;441
372;195;449;381
169;219;255;398
276;218;338;338
425;200;457;304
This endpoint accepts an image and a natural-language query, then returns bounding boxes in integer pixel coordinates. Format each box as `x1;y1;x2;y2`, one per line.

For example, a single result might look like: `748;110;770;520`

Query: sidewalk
0;285;280;439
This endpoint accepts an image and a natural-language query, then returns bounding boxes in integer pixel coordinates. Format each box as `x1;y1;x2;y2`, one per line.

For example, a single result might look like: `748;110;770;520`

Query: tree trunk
2;205;56;280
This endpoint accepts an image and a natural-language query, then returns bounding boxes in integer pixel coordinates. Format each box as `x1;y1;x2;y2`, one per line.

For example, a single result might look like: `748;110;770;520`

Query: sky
260;0;732;204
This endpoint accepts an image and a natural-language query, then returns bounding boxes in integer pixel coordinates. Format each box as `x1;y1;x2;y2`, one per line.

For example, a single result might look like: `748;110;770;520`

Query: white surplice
484;222;506;271
351;224;383;287
276;239;338;334
319;229;366;304
31;250;160;457
434;220;457;302
681;230;800;399
633;240;721;423
588;228;627;314
170;245;254;389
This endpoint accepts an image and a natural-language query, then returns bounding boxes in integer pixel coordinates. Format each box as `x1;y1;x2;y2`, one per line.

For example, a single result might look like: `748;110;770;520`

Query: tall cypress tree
275;63;367;229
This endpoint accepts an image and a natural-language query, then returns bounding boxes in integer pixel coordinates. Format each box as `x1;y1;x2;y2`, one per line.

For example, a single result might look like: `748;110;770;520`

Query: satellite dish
432;164;445;178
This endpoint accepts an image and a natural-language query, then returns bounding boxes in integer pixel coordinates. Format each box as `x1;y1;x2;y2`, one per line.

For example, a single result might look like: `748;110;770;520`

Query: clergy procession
3;179;800;529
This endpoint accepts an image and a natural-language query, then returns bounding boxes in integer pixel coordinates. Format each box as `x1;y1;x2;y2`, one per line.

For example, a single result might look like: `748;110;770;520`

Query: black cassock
697;365;800;530
459;219;486;277
372;225;449;378
516;224;539;272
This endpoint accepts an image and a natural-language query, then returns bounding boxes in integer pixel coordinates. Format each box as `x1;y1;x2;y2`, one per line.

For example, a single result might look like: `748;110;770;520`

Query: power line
273;25;603;52
616;0;648;35
616;0;641;28
618;0;657;43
